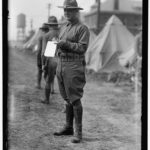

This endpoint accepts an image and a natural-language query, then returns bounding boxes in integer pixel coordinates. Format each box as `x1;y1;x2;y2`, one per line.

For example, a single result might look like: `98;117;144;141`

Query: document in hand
44;41;57;57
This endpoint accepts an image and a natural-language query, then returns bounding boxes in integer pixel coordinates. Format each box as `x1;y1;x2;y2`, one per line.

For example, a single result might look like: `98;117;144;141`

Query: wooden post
114;0;119;10
48;3;51;21
30;19;33;31
96;0;101;33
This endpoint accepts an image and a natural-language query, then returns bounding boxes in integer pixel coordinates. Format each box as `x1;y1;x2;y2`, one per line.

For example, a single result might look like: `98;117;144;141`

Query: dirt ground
7;47;141;150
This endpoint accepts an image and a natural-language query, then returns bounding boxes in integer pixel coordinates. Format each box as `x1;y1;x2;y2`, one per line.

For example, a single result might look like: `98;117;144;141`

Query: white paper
44;41;57;57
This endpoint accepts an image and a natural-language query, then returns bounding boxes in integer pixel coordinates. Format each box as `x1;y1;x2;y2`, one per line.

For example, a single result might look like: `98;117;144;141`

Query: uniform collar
66;18;79;26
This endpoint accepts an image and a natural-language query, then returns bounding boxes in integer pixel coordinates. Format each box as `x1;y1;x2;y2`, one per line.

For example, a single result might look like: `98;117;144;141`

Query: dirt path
8;48;141;150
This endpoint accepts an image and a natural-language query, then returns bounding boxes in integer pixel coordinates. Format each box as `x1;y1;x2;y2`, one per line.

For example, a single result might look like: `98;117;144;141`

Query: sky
8;0;98;40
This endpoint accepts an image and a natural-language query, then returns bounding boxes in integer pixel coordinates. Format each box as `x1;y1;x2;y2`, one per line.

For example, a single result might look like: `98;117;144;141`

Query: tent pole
96;0;101;33
47;3;51;21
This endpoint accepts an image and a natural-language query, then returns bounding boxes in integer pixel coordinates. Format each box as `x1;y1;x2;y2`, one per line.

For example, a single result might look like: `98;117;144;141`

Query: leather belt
59;55;84;62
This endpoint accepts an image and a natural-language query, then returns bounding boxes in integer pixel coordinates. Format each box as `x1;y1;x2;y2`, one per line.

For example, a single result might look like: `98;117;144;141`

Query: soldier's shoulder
77;23;89;32
59;22;68;29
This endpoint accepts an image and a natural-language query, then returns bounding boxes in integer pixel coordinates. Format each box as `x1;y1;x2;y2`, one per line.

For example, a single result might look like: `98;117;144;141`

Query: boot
51;79;55;94
71;100;83;143
35;70;42;89
62;101;66;113
62;106;66;113
54;103;74;136
41;89;50;104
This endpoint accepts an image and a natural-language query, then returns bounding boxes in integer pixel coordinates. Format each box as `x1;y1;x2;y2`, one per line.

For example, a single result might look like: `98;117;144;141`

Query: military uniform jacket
57;20;90;59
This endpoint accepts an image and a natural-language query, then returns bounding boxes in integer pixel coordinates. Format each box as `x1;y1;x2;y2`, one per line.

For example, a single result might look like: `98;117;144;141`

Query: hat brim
44;23;59;26
58;6;83;10
39;27;49;30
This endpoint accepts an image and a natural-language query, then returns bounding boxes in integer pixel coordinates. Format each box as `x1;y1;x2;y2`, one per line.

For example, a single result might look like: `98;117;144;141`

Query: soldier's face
64;9;78;21
42;28;49;33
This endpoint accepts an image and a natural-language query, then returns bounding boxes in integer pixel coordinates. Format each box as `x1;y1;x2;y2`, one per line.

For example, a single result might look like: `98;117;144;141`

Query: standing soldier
53;0;90;143
36;24;49;89
41;16;59;104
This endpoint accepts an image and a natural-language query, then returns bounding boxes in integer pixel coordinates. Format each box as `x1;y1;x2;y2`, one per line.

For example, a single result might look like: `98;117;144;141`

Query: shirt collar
66;18;79;26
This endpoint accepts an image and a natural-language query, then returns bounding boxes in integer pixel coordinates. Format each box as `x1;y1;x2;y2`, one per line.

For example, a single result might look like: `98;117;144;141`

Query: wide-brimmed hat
39;24;49;30
44;16;59;26
58;0;83;10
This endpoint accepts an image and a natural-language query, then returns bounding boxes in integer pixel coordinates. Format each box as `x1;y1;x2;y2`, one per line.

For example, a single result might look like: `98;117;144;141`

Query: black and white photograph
5;0;146;149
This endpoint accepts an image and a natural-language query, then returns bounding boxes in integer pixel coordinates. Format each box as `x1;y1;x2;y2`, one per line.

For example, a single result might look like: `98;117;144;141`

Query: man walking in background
35;24;49;89
41;16;59;104
53;0;90;143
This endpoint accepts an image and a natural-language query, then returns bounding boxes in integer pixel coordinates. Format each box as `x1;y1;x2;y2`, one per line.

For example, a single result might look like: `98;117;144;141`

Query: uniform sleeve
42;34;48;55
37;37;42;56
36;37;43;66
65;25;90;54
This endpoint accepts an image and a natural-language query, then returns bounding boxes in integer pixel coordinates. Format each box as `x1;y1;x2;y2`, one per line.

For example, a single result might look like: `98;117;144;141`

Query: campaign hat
39;24;49;30
44;16;59;26
58;0;83;10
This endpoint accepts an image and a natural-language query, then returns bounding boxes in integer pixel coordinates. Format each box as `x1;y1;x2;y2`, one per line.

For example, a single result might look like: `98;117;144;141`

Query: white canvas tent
89;30;97;45
86;15;135;73
86;30;97;62
23;29;44;51
119;31;142;67
119;32;142;85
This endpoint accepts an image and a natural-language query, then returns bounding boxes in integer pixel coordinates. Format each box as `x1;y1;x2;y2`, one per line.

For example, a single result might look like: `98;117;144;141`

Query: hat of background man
39;23;49;30
58;0;83;10
44;16;59;26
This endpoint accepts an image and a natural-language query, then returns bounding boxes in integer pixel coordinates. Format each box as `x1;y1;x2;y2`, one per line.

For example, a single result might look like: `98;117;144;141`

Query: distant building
84;0;142;35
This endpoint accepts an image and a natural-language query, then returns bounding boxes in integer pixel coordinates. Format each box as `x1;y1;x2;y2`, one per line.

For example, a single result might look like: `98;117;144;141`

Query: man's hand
57;40;69;50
